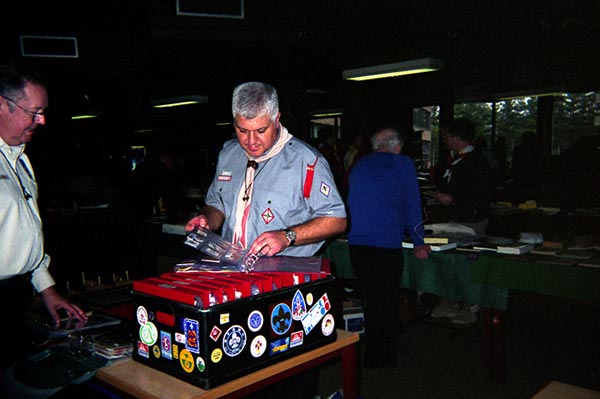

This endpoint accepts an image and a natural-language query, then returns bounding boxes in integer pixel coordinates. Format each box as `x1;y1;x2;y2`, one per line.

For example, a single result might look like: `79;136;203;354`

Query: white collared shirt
0;137;54;292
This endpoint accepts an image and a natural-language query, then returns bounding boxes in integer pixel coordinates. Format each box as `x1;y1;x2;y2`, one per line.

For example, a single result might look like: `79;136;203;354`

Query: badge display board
132;266;341;389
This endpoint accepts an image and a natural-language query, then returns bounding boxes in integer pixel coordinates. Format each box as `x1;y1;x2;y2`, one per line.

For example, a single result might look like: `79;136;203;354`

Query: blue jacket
347;152;425;248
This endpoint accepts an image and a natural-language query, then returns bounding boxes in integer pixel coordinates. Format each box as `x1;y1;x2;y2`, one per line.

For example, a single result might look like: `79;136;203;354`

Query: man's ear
274;112;281;129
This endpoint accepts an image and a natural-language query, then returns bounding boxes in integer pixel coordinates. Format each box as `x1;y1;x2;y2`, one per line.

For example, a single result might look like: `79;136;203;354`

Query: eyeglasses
0;94;47;123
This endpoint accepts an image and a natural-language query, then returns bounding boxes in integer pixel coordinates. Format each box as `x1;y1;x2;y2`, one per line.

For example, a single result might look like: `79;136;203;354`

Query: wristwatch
284;228;297;246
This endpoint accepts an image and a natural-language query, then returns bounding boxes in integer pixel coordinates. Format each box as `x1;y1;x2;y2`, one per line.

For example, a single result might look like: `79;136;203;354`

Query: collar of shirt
0;139;25;168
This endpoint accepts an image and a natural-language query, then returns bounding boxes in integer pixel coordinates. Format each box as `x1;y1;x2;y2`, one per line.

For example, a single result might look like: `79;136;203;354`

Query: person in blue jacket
347;126;430;368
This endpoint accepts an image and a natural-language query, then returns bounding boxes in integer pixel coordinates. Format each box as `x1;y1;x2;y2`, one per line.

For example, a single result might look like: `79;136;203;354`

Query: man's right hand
185;215;210;232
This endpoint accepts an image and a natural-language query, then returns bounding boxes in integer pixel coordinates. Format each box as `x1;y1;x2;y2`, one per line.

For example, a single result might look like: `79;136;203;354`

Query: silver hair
371;127;403;150
231;82;279;122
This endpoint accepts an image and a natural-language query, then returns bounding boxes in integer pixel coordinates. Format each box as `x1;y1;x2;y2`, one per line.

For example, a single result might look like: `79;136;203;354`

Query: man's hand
40;286;88;327
249;230;289;257
413;245;431;260
434;192;453;206
185;214;210;232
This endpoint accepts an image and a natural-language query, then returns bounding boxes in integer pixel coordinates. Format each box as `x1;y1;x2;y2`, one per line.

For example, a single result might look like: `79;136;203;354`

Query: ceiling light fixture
342;58;444;81
152;95;208;108
71;113;99;120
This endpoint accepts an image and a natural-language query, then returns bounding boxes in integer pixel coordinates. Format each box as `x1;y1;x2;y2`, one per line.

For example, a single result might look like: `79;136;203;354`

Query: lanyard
0;150;33;200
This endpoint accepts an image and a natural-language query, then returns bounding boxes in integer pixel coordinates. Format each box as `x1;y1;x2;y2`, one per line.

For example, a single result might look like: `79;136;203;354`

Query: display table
95;329;360;399
323;239;600;381
531;381;600;399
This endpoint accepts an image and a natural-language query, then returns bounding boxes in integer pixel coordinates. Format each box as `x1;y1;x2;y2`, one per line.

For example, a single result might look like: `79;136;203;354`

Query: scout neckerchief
442;145;474;183
232;125;292;248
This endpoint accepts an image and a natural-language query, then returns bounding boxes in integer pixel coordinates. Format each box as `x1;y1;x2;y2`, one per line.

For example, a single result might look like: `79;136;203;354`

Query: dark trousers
0;273;33;368
349;245;404;367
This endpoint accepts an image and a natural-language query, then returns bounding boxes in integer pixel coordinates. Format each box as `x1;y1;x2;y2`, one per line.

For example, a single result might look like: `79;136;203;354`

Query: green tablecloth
324;239;600;310
402;251;509;310
470;254;600;302
323;239;508;310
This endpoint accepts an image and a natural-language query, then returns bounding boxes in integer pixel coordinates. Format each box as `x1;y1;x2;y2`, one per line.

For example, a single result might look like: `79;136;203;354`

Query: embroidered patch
184;318;200;353
137;342;149;358
250;335;267;358
261;208;274;224
210;326;222;342
139;322;158;346
248;310;264;332
211;348;223;363
196;357;206;372
321;314;335;336
180;349;195;373
222;325;246;357
306;293;314;306
220;313;230;325
175;332;185;344
136;306;148;325
160;331;172;359
292;290;307;321
269;337;290;355
290;331;304;348
320;182;330;197
217;175;232;181
271;302;292;335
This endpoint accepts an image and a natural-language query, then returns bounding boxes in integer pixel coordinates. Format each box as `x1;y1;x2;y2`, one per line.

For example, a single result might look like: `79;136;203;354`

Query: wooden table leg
482;307;506;382
492;308;506;382
341;342;357;399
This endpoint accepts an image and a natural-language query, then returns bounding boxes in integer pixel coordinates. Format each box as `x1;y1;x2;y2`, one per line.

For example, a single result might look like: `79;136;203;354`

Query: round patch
321;314;335;336
306;293;314;306
179;349;195;373
250;335;267;358
139;321;158;345
271;303;293;335
211;348;223;363
136;306;148;325
196;357;206;372
222;325;247;357
247;310;264;332
152;345;161;358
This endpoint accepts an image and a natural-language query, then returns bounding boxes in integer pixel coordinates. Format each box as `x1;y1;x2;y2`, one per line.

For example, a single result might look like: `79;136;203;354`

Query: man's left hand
414;245;431;260
40;286;89;327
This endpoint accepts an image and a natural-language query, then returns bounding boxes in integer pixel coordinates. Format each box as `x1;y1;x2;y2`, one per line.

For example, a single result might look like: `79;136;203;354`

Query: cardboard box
132;270;341;389
342;300;364;334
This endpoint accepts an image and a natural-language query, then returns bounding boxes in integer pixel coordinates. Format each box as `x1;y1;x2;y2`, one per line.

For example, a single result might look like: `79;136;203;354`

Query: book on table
423;235;450;244
496;242;534;255
578;256;600;268
557;250;597;260
471;236;516;253
472;243;499;252
535;256;578;266
402;239;457;252
531;246;564;256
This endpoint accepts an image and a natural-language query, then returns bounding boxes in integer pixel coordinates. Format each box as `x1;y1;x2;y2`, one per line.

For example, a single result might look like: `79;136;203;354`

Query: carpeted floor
316;290;600;399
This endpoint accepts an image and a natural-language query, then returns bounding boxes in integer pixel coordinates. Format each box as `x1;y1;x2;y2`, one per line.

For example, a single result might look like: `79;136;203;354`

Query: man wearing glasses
0;61;88;373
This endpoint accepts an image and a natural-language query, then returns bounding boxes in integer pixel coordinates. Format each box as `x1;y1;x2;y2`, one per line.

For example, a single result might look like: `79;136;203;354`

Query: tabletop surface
531;381;600;399
96;329;359;399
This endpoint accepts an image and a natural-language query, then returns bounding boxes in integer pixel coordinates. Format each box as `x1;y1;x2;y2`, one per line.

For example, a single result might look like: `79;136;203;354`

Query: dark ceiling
4;0;600;137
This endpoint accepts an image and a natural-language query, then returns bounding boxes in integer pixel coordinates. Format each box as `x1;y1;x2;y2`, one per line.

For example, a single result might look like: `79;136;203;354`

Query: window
552;91;598;156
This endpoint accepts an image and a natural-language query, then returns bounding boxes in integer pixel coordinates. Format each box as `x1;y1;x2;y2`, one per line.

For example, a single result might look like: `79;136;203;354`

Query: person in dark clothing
431;118;493;324
511;130;542;203
433;118;493;237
